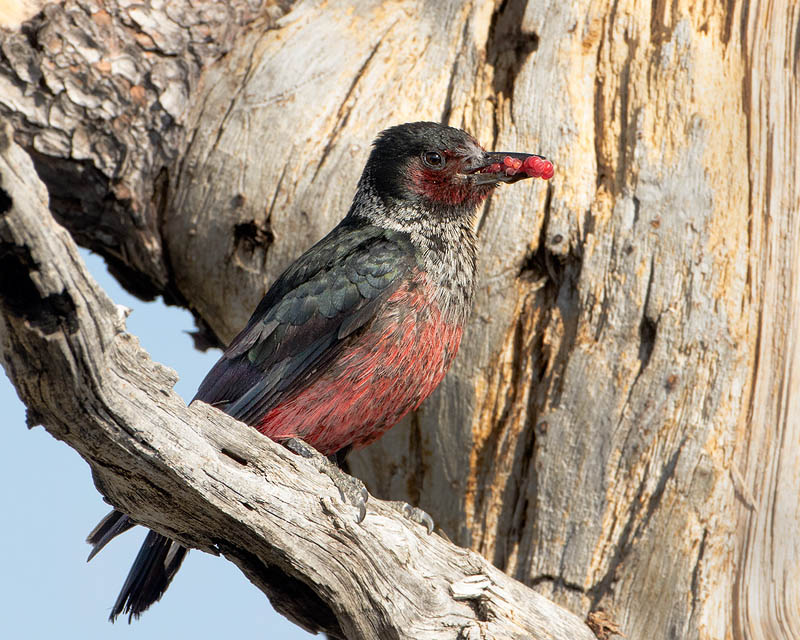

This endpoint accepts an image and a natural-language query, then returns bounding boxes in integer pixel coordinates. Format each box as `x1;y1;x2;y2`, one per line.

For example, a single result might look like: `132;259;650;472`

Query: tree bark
1;1;798;639
0;0;290;306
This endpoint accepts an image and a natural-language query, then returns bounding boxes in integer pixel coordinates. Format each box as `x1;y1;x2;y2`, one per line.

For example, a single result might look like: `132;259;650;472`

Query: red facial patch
409;160;491;207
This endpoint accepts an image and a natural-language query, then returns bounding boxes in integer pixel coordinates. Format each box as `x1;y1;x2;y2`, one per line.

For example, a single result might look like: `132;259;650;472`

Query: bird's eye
422;151;445;168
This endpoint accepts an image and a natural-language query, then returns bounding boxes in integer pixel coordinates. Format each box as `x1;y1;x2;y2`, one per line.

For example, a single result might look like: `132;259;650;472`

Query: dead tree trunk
1;1;798;639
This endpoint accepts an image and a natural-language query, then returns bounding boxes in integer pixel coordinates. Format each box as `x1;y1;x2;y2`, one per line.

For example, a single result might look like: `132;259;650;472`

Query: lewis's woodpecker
86;121;553;621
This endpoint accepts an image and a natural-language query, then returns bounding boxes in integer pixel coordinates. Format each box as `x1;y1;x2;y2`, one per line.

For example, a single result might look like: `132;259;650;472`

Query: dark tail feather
86;510;136;561
86;509;188;622
109;530;188;622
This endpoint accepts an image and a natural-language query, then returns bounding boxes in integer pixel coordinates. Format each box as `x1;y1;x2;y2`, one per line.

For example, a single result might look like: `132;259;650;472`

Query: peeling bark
0;0;292;302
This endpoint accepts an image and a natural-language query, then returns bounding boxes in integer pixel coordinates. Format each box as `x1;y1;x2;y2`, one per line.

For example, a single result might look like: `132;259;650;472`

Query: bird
85;121;553;622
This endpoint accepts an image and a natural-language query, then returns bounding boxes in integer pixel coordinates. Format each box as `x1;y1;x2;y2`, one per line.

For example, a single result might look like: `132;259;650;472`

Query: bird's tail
87;509;189;622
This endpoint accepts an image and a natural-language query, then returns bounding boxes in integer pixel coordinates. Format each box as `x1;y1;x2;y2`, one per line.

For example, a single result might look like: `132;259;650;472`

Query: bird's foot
325;468;368;523
283;438;368;523
282;440;432;531
388;501;435;534
283;436;319;460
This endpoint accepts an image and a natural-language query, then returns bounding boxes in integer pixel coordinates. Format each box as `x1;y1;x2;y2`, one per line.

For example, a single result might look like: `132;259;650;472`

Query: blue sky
0;249;313;639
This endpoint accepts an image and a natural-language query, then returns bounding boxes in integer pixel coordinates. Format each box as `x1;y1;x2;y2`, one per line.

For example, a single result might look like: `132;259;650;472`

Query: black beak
466;151;553;185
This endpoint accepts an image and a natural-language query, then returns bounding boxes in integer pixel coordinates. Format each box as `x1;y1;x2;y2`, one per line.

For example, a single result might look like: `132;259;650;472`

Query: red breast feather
256;273;462;455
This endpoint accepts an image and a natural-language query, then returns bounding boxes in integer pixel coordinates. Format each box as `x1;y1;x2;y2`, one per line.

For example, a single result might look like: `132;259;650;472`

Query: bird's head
357;121;552;219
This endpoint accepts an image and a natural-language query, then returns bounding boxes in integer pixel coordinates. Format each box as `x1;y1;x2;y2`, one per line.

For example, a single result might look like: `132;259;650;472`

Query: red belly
255;278;462;456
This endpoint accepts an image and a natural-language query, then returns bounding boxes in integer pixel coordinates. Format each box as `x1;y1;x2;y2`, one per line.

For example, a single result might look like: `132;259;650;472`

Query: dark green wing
193;221;418;425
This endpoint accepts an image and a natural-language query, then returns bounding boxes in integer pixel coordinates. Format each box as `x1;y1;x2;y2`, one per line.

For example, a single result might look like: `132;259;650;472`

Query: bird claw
390;501;435;534
328;472;368;523
283;438;368;522
283;437;317;459
282;440;431;530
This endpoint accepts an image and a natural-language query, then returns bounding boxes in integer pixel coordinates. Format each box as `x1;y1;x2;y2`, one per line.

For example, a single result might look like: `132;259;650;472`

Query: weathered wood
733;4;800;639
2;1;798;638
0;127;596;640
0;0;291;303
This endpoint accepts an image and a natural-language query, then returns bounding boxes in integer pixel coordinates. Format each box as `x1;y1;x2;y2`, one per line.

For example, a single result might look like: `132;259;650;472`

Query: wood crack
311;19;398;182
590;436;687;607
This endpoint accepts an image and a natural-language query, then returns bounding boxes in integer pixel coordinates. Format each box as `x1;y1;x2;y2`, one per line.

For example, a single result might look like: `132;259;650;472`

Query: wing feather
193;222;417;425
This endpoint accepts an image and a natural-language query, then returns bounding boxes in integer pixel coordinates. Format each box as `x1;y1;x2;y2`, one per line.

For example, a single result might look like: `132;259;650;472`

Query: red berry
524;157;542;178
